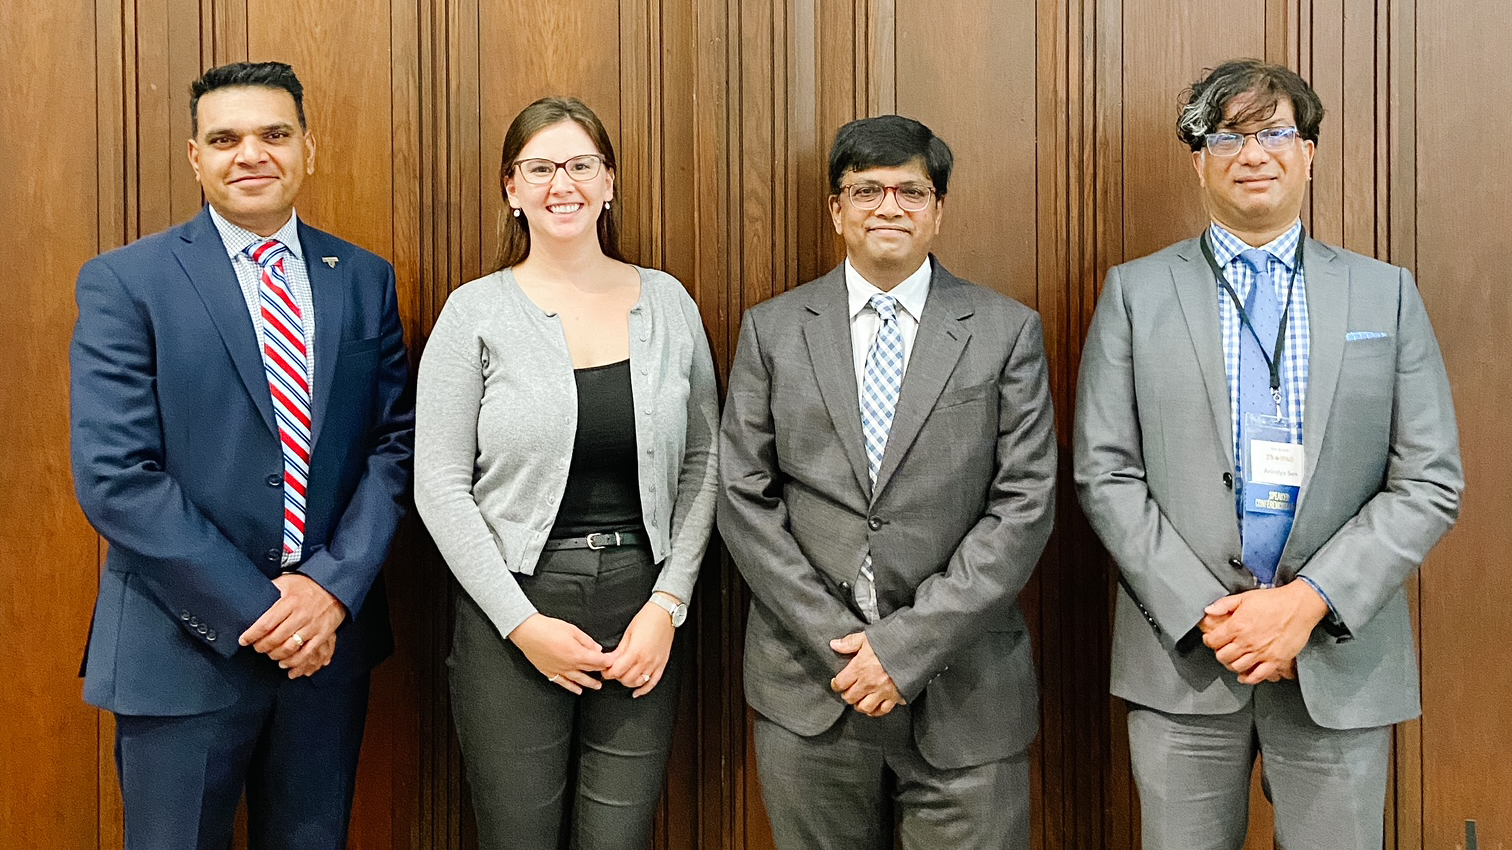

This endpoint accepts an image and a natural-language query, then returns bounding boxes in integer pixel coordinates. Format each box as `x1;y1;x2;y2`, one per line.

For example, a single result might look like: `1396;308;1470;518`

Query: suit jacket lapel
299;222;346;451
175;207;277;436
1170;240;1235;471
871;261;970;501
1295;239;1346;511
801;268;872;498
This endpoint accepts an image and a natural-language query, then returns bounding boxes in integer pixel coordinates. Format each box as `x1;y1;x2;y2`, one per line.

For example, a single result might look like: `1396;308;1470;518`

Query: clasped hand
238;573;347;679
830;632;905;717
510;594;679;698
1199;581;1328;685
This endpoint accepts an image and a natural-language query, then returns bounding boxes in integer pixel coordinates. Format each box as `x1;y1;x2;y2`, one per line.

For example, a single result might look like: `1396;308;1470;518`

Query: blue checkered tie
861;294;904;482
856;294;905;619
1237;248;1291;585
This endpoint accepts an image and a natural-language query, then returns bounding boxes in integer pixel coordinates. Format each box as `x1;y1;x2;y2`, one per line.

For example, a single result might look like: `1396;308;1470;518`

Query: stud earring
512;208;521;218
604;200;612;212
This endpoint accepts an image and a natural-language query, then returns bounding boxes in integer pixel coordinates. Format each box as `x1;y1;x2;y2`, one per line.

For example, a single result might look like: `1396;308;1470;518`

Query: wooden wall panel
0;0;109;845
1416;0;1512;846
893;0;1038;306
6;0;1511;847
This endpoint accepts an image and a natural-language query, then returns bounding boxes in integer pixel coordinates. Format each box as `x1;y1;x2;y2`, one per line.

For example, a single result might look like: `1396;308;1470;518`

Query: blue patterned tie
861;294;905;481
856;293;905;619
1237;248;1291;585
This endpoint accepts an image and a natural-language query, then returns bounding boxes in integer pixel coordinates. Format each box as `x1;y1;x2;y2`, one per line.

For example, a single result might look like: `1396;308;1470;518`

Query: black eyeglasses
512;154;605;184
838;182;936;212
1203;126;1300;157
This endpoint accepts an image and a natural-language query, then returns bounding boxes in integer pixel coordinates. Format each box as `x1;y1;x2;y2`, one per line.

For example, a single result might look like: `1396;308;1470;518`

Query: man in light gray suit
718;115;1056;849
1075;59;1462;848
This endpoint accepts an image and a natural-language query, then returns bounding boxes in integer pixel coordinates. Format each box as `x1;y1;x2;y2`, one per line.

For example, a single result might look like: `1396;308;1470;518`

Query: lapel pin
322;256;339;268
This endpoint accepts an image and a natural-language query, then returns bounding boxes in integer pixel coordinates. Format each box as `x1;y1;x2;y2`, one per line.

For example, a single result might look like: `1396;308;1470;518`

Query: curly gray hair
1177;59;1324;151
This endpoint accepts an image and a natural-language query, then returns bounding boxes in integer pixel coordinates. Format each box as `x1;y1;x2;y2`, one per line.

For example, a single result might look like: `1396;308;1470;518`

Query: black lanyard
1199;229;1306;411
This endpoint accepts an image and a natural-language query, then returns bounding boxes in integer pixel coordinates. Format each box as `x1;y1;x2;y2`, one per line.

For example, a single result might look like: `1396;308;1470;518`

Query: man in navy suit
70;61;413;849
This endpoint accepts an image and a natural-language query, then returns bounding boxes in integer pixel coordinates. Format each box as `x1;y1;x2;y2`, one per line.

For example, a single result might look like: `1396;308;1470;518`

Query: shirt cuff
1295;574;1351;641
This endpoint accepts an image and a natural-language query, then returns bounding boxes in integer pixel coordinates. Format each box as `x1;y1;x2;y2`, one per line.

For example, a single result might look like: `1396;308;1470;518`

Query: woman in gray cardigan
414;96;719;850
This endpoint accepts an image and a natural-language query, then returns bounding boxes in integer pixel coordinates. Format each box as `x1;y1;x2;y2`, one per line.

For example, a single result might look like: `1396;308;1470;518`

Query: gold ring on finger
292;633;304;649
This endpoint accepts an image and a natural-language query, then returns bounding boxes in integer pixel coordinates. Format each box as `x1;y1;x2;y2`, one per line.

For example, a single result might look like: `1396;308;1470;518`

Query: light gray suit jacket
1074;236;1462;730
718;258;1056;770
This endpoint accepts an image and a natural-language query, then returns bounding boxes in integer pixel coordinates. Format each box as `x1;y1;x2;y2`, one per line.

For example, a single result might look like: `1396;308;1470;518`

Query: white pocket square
1345;331;1389;341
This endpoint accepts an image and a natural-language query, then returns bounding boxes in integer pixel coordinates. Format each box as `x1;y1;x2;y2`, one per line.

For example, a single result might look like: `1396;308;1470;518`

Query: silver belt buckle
586;531;622;550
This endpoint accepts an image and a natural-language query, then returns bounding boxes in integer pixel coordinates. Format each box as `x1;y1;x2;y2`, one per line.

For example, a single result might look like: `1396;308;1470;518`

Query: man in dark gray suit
1075;59;1462;848
718;115;1056;849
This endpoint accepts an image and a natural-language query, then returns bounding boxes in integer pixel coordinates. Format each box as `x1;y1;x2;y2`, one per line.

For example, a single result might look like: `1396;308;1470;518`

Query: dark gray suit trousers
755;708;1030;850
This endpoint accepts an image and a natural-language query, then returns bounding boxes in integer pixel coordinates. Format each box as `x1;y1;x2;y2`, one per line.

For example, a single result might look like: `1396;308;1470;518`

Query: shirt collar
1207;219;1303;271
207;205;304;262
844;257;932;322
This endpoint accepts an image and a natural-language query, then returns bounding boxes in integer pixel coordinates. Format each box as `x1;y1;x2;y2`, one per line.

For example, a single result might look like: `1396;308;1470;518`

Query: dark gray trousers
754;707;1031;850
1128;679;1391;850
449;544;682;850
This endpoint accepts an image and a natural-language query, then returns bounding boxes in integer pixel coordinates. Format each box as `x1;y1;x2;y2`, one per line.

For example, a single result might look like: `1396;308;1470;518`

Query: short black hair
189;61;306;134
828;115;953;197
1178;59;1324;151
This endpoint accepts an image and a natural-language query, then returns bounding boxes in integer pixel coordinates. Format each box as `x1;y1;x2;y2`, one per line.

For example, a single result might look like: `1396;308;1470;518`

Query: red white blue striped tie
245;239;311;558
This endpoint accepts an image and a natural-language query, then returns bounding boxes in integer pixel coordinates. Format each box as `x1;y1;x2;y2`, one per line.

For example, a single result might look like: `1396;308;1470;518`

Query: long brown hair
494;96;624;270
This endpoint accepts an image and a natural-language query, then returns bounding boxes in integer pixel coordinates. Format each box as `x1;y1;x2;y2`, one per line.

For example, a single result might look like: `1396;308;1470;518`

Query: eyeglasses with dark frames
838;182;936;212
512;154;605;184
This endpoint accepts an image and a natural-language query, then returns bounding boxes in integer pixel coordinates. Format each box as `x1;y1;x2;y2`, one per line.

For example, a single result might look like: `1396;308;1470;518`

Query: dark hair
827;115;953;198
1178;59;1324;151
495;97;623;270
190;62;306;134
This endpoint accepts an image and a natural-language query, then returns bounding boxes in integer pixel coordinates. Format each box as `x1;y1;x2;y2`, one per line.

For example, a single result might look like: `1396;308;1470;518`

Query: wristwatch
650;593;688;627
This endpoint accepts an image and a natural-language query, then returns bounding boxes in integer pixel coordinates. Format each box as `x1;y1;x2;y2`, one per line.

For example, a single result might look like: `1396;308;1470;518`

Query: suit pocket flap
935;380;992;409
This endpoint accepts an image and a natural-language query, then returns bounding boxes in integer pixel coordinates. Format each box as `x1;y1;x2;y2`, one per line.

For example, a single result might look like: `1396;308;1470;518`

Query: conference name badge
1243;412;1302;518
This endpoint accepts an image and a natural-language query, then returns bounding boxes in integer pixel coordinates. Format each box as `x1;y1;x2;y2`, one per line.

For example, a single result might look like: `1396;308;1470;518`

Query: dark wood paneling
1416;0;1512;846
894;0;1038;305
0;0;110;847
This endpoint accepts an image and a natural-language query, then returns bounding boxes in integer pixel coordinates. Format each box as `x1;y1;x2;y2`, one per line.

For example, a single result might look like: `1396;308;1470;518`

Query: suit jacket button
189;616;200;626
266;548;281;562
1228;557;1245;571
840;581;852;590
196;624;208;635
206;630;217;642
1222;472;1234;489
867;516;883;531
266;473;282;487
179;611;191;621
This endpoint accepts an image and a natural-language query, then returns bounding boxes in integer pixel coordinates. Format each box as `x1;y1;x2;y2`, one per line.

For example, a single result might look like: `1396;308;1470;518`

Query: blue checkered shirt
1210;221;1309;485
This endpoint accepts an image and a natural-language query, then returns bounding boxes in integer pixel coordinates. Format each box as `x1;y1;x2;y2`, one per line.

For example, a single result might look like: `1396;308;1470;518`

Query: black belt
542;530;648;551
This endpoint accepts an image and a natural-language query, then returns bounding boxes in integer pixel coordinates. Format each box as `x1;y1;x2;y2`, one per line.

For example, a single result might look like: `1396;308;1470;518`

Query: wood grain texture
1416;0;1512;846
0;0;111;846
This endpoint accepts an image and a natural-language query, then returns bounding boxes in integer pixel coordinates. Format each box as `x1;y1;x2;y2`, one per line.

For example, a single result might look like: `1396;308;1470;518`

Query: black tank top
549;359;646;537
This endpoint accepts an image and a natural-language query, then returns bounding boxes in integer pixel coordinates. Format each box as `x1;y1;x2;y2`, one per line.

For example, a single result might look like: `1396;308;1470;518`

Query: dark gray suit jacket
718;258;1056;770
1074;236;1462;729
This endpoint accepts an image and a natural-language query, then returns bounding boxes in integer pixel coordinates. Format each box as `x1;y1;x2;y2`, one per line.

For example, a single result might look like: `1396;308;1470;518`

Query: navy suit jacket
71;206;414;717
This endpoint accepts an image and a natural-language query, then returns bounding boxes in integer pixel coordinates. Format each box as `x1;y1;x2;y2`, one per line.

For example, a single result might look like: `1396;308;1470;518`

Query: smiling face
504;119;615;247
828;158;943;288
188;85;315;236
1193;92;1314;239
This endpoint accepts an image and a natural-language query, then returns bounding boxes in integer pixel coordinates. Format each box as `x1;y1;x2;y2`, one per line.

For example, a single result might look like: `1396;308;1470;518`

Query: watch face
670;604;688;627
